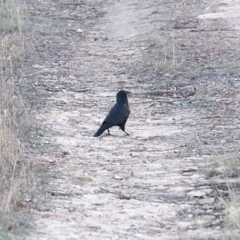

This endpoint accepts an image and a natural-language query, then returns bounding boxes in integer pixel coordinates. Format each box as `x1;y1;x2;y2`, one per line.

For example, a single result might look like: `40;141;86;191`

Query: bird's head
116;90;131;104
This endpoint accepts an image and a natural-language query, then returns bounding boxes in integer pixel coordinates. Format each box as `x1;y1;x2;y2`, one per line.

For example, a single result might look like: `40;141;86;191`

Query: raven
93;90;131;137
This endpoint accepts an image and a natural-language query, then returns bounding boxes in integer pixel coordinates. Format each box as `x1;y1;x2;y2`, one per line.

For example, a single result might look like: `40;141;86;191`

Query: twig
100;187;132;200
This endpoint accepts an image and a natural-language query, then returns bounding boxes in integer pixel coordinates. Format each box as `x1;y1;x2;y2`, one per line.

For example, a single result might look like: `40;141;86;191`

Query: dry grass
141;34;180;74
223;197;240;240
0;0;23;32
0;0;31;237
198;150;240;239
220;156;240;239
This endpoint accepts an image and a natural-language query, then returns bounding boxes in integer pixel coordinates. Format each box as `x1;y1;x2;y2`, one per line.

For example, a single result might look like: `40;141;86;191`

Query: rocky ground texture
19;0;240;239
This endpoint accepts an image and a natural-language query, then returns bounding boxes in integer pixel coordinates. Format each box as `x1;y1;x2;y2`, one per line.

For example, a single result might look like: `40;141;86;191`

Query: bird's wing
104;103;130;126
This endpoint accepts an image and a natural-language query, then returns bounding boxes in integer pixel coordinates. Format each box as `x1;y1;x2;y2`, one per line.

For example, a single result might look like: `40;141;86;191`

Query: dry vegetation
0;0;30;238
0;0;238;239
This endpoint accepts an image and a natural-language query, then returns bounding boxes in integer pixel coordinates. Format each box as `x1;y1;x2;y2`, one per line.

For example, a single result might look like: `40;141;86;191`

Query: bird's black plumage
94;90;131;137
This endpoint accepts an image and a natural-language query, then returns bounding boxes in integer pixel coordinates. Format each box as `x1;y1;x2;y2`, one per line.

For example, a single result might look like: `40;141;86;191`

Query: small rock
69;75;76;80
8;224;15;231
114;175;123;180
59;100;67;104
177;222;191;231
76;28;83;33
204;215;216;221
62;151;70;156
160;180;171;186
198;197;215;205
187;190;206;197
202;189;213;195
78;176;93;182
129;213;145;220
32;64;44;69
68;207;77;212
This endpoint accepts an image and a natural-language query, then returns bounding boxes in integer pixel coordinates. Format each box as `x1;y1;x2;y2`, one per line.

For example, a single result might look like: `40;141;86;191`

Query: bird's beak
125;91;131;95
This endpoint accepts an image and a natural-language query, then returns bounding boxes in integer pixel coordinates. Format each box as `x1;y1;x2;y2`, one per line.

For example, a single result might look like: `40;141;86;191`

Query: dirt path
22;0;240;239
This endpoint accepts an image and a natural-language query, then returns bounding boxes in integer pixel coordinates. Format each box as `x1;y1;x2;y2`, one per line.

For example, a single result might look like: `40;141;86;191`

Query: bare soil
19;0;240;239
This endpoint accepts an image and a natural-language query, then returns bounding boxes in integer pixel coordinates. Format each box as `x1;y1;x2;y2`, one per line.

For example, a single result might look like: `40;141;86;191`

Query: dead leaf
198;197;215;205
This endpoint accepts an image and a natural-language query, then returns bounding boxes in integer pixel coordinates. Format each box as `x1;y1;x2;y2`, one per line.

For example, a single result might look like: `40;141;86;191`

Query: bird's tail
93;123;109;137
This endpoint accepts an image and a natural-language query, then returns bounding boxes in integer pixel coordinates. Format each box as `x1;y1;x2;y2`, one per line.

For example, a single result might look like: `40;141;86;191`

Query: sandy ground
19;0;240;239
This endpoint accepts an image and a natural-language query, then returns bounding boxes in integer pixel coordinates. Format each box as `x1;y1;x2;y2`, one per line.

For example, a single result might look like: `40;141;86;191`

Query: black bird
94;90;131;137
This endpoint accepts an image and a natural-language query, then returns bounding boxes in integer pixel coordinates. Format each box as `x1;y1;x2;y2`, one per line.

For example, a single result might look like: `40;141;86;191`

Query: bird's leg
107;129;111;135
119;124;129;135
123;130;129;135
